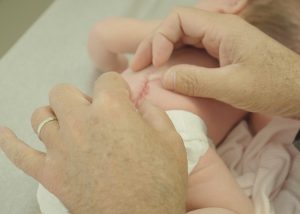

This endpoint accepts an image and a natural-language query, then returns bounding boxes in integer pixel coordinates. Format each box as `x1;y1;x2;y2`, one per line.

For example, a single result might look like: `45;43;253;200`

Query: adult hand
131;7;300;119
0;73;187;214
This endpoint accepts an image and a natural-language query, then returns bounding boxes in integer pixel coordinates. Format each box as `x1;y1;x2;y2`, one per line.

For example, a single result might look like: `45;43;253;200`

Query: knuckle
96;72;123;87
98;90;123;110
96;93;132;119
49;83;72;98
97;72;130;93
101;71;120;80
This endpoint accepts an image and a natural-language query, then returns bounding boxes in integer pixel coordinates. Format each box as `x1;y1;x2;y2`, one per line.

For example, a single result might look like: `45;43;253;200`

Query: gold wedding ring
37;117;58;139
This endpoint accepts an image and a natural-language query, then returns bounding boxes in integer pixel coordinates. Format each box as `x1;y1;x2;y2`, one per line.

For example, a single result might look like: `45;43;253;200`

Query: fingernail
163;69;176;90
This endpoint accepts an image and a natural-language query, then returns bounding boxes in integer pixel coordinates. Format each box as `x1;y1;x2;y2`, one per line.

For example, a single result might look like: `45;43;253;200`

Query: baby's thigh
163;48;247;144
186;148;245;211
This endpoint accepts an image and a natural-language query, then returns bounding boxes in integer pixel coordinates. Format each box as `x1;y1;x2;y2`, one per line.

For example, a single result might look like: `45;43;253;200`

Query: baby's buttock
122;66;217;114
121;48;246;144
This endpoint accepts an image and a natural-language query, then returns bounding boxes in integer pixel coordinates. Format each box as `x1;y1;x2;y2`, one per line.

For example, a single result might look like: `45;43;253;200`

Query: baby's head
196;0;300;53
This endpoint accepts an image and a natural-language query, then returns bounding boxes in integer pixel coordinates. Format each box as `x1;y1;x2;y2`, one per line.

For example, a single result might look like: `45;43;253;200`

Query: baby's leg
186;148;254;214
166;109;253;213
88;18;160;72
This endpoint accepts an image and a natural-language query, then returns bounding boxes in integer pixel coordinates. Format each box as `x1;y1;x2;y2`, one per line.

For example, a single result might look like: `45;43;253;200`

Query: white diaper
166;110;210;173
37;110;210;214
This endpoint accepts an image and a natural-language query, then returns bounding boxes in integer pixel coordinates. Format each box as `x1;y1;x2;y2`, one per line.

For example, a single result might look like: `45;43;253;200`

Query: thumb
162;64;238;101
137;99;176;133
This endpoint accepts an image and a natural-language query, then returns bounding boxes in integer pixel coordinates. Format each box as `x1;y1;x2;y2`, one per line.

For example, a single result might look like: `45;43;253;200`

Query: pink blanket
218;117;300;214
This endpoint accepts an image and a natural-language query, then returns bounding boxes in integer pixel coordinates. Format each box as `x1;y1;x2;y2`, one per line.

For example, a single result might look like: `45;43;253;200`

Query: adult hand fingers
0;127;45;180
162;64;231;97
31;106;60;150
130;10;180;71
131;7;230;71
92;72;133;108
130;36;154;72
49;84;91;121
162;64;262;113
137;99;176;133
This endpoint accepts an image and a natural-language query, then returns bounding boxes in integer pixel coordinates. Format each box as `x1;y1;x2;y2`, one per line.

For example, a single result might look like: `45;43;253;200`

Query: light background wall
0;0;54;58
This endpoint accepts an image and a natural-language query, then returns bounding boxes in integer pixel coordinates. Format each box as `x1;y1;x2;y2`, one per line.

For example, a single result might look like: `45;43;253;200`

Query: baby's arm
88;18;160;71
186;148;254;214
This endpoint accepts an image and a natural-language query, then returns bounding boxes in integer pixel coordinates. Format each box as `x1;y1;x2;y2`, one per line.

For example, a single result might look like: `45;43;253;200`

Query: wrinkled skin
131;7;300;119
0;73;187;214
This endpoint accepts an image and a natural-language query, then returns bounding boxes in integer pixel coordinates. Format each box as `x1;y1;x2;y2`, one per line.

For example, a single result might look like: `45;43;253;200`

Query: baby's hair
242;0;300;53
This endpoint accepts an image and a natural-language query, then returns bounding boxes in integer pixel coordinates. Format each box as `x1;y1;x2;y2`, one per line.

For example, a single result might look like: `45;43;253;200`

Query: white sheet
0;1;195;213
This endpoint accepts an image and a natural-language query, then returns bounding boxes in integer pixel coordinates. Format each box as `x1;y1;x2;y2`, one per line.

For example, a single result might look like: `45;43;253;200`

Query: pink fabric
218;117;300;214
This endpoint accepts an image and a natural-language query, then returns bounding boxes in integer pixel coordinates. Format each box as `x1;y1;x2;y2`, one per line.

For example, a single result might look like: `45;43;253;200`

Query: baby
37;47;252;214
37;0;300;213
